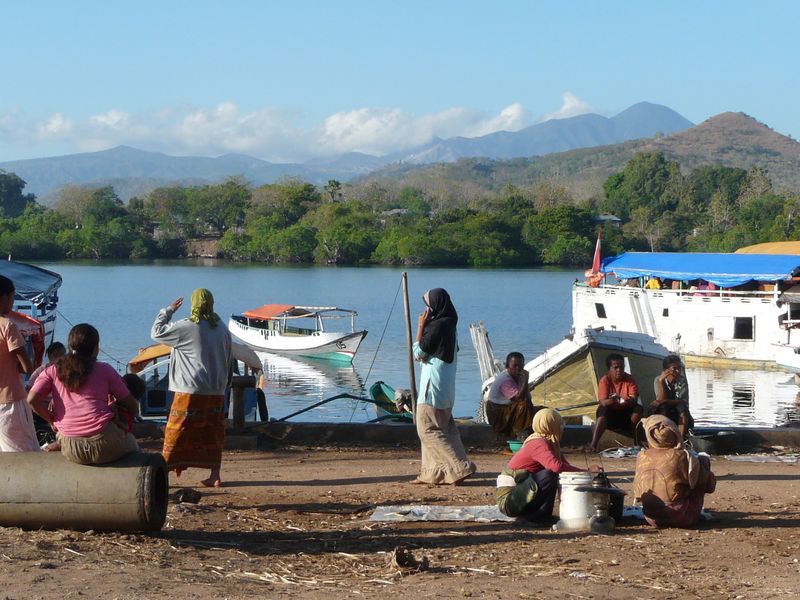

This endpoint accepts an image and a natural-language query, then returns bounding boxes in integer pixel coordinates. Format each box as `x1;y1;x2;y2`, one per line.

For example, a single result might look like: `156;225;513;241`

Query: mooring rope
347;275;404;422
56;309;128;372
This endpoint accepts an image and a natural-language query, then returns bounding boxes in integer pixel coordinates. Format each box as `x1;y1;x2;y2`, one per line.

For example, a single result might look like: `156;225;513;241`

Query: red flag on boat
584;230;603;287
591;229;602;274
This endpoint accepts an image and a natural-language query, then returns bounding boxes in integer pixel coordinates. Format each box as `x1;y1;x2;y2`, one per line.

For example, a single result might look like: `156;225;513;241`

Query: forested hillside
1;146;799;266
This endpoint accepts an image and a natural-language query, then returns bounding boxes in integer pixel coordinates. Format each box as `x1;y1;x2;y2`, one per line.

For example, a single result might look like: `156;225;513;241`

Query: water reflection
687;367;800;427
256;352;369;422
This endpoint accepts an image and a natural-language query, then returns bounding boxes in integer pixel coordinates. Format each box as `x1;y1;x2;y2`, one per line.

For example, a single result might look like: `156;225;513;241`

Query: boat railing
579;282;777;302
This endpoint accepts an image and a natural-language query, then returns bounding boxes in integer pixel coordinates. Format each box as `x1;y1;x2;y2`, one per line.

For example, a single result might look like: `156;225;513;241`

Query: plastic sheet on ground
723;454;800;463
599;446;641;458
370;504;516;522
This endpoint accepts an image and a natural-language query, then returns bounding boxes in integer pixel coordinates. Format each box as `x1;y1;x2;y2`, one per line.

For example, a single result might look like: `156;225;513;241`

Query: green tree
0;171;35;218
304;202;379;264
186;178;251;235
324;179;343;202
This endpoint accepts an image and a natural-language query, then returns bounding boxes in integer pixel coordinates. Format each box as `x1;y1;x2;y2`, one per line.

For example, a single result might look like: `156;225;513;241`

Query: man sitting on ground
651;354;694;439
486;352;538;440
589;353;643;452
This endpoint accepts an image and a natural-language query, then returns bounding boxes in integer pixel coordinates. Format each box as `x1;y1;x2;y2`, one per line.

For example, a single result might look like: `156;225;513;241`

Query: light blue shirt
413;340;458;410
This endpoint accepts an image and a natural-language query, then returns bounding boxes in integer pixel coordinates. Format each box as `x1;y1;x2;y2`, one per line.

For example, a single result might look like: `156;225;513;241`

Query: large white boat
228;304;367;362
573;252;800;370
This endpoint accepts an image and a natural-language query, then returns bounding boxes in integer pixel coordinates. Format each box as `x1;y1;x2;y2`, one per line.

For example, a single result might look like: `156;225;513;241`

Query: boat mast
401;272;418;421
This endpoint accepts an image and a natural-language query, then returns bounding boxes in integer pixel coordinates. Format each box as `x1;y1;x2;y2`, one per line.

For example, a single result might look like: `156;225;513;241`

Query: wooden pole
401;272;418;421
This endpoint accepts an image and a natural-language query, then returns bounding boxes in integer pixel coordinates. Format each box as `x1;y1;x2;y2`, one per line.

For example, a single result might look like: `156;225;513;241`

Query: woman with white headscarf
633;414;716;527
410;288;476;485
496;408;600;520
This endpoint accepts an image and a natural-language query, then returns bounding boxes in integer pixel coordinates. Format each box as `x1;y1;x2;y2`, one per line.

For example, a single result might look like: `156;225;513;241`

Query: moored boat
574;252;800;370
128;342;264;417
478;327;670;423
228;304;367;362
0;259;62;365
368;381;412;424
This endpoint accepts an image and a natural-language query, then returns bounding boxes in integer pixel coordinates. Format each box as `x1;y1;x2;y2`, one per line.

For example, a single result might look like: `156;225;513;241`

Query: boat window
662;308;669;317
595;303;606;318
733;317;754;340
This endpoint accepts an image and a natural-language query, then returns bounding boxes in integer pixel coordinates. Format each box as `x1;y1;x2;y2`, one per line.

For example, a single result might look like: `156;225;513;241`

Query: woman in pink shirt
27;323;140;465
496;408;599;520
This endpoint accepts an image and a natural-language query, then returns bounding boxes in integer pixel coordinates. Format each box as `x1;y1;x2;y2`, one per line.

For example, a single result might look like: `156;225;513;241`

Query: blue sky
1;1;798;162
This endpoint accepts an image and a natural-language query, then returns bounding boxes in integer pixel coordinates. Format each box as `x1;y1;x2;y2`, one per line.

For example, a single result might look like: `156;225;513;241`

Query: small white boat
228;304;367;362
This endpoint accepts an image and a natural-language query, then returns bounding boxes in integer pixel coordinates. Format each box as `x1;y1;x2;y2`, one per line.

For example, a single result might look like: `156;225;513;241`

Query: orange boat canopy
128;342;262;373
243;304;298;320
128;343;172;373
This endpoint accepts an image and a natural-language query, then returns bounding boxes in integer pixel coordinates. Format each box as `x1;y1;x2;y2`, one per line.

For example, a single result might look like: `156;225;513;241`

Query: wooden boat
368;381;412;423
128;342;264;418
228;304;367;362
478;327;670;423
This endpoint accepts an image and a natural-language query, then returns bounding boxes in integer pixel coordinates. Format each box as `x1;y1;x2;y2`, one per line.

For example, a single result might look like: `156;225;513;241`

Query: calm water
37;260;800;427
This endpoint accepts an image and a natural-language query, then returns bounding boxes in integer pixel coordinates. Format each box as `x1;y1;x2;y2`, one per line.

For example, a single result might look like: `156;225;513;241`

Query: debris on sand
173;488;202;504
388;546;430;573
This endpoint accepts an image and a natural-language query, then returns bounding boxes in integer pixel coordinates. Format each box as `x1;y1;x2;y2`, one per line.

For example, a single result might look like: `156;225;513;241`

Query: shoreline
1;446;798;599
137;420;800;454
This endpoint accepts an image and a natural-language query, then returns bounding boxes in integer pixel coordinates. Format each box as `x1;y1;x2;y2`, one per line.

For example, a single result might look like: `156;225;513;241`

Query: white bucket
553;472;594;531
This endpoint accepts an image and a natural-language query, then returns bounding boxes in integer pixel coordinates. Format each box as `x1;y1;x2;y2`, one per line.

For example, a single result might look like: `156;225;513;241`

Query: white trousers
0;399;41;452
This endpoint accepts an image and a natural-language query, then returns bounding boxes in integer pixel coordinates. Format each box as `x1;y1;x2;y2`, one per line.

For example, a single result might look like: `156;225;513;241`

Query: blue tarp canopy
601;252;800;288
0;260;62;304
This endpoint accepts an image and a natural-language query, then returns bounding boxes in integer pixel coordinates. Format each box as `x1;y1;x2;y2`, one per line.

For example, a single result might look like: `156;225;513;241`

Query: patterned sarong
162;392;225;472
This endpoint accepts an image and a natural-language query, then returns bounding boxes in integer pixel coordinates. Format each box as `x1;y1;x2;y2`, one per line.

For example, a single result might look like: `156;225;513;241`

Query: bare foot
44;441;61;452
200;478;223;488
410;478;428;485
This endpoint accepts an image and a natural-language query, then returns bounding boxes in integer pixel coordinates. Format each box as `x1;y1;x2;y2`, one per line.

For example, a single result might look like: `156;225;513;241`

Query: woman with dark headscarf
152;289;232;487
633;415;716;527
411;288;476;485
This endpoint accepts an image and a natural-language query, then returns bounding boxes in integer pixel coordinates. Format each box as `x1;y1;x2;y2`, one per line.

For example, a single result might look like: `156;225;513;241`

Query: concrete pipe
0;451;168;532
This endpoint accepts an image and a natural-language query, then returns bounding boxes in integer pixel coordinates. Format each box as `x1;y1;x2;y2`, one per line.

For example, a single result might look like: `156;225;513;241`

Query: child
0;275;37;452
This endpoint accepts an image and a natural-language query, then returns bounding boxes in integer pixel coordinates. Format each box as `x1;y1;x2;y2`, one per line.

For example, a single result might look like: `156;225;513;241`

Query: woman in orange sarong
151;289;231;487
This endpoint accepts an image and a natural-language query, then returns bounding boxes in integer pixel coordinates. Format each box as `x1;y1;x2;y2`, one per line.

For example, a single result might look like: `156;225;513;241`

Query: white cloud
318;103;532;155
542;92;593;121
89;109;130;129
5;101;543;161
37;112;74;139
467;102;532;136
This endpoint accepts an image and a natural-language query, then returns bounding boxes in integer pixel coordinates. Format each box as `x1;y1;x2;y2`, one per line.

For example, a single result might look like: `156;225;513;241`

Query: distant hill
361;112;800;201
401;102;693;164
0;146;342;203
0;102;695;201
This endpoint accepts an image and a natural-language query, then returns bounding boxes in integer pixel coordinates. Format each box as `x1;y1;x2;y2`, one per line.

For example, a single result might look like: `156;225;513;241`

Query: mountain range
0;102;693;201
361;112;800;201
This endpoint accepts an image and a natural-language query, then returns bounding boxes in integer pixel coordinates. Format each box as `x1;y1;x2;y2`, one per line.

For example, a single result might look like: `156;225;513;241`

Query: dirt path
1;446;798;599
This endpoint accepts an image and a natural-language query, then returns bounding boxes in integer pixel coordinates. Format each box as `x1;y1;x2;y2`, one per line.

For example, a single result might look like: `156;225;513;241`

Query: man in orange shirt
589;353;643;452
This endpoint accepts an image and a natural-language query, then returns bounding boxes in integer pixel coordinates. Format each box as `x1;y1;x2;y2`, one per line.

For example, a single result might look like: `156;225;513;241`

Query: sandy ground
1;444;799;599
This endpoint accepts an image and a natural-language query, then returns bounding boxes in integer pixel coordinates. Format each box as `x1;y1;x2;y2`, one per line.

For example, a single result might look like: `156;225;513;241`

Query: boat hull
228;318;366;362
480;328;670;423
573;283;800;368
